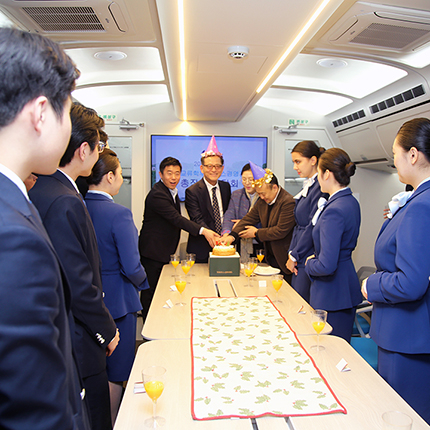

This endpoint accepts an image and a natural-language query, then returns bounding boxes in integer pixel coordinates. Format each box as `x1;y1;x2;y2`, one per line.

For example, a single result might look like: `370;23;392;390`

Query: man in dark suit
225;165;295;283
30;102;118;430
139;156;219;317
185;137;231;262
0;28;90;430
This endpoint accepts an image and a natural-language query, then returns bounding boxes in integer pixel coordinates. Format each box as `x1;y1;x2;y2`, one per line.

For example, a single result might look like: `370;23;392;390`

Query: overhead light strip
178;0;187;121
256;0;332;94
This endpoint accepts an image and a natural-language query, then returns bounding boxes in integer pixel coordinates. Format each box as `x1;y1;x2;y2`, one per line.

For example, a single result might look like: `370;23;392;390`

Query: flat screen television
151;135;268;201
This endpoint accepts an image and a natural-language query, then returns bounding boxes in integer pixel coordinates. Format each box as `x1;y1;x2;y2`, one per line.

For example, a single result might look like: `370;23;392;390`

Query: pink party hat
249;160;273;187
201;135;222;158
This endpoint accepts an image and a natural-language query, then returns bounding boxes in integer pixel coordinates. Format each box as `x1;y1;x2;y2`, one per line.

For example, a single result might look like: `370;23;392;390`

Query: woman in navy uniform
363;118;430;425
86;149;150;424
305;148;361;342
286;141;327;302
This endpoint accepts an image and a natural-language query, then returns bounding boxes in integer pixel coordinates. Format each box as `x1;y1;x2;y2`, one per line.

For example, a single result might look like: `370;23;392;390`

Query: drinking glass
310;309;327;352
256;249;265;265
271;274;283;303
170;254;180;277
187;253;196;276
382;411;412;429
249;257;258;277
243;260;254;287
181;259;191;284
175;275;187;306
142;366;166;428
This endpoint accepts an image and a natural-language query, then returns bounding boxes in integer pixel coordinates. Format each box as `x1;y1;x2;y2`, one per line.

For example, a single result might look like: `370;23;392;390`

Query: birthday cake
212;242;236;256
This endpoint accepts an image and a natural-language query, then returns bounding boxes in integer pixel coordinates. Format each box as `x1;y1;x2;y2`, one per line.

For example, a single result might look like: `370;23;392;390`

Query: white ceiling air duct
0;0;156;43
324;1;430;52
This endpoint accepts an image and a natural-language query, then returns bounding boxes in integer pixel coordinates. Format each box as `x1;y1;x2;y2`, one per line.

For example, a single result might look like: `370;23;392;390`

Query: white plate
254;266;281;276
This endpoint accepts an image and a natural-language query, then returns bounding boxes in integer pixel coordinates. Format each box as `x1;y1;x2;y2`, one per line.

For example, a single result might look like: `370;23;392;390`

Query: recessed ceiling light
317;58;348;68
94;51;127;61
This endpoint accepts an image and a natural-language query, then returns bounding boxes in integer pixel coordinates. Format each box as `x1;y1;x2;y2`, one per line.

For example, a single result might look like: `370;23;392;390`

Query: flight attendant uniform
288;174;327;302
366;179;430;425
305;187;361;342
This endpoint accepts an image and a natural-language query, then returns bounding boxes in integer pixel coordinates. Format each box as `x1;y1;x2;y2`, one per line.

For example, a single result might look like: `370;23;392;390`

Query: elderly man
225;162;295;283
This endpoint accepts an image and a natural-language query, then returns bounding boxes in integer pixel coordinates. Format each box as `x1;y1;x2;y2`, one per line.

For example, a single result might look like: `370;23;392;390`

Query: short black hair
160;157;182;173
0;27;79;129
59;102;104;167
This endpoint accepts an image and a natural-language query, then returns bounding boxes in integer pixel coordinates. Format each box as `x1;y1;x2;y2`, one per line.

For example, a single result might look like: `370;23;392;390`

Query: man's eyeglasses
242;178;253;184
203;164;223;170
97;141;107;153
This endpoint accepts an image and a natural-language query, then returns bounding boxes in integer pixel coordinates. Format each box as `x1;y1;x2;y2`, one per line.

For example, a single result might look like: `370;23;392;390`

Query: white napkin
386;191;413;219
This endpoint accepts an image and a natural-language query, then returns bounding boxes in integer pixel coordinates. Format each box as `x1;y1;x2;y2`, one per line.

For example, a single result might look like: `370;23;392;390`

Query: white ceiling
1;0;430;122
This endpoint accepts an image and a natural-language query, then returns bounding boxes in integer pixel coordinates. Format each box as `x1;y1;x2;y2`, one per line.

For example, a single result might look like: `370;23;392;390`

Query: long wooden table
142;263;331;340
118;262;430;430
114;338;430;430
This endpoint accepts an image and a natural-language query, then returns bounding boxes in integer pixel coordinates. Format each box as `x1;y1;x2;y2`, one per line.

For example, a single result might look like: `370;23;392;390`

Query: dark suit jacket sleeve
42;196;116;347
231;203;262;241
112;208;149;290
150;187;201;236
232;194;295;242
185;184;211;229
0;223;74;430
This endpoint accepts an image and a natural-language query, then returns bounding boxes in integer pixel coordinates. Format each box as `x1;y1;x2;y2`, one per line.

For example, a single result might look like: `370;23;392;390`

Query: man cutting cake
185;136;231;263
224;162;295;283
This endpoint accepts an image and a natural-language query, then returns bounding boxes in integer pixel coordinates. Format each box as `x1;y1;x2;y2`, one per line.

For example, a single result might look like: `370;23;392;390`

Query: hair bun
345;161;356;177
319;147;326;155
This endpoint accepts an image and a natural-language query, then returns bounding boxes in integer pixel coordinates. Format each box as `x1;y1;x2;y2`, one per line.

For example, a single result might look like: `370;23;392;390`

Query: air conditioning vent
350;22;429;50
324;2;430;53
370;85;425;114
22;6;105;32
332;109;365;128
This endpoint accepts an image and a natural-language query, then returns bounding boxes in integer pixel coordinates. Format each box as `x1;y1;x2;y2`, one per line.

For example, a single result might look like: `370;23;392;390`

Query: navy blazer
139;180;201;264
305;188;362;310
367;180;430;354
29;170;116;378
0;173;89;430
185;178;231;262
289;179;327;266
85;192;149;319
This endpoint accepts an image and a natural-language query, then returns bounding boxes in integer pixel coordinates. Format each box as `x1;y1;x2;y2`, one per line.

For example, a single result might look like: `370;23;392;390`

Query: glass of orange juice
271;274;283;303
170;254;180;277
186;253;196;276
244;260;254;287
175;275;187;306
310;309;327;352
142;366;166;428
181;259;192;284
256;249;264;265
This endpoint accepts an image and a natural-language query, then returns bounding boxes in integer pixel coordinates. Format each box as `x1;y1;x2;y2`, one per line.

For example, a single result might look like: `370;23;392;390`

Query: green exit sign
288;119;309;126
101;114;117;122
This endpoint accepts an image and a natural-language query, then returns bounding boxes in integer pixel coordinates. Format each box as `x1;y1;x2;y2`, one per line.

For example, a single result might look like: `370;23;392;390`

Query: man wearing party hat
185;136;231;262
224;161;295;283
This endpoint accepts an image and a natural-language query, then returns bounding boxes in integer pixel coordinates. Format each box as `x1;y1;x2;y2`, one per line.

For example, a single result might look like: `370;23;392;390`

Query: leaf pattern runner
191;296;346;420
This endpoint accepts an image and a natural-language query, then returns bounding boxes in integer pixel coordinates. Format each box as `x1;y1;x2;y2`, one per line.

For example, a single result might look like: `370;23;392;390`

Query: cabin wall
104;101;405;273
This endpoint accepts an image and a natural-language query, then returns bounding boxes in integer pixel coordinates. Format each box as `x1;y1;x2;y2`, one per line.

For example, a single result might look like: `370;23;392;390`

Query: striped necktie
212;187;222;235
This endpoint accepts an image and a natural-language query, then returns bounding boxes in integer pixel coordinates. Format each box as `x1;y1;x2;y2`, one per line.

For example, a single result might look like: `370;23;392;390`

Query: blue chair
351;337;378;371
351;266;378;370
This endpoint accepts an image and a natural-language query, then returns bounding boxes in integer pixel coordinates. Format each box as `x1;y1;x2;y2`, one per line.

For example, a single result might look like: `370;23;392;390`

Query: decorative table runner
191;296;346;420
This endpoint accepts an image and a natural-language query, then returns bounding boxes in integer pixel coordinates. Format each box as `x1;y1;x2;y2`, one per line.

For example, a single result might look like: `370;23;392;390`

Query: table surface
114;338;430;430
142;263;331;340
